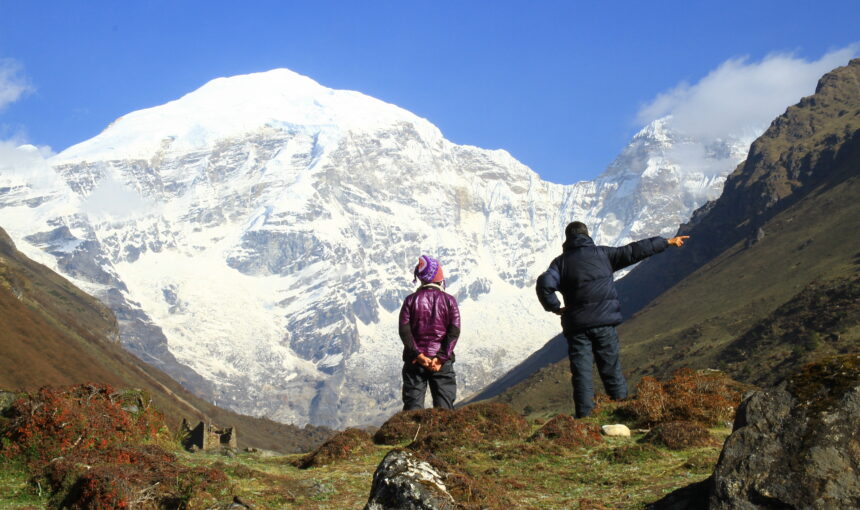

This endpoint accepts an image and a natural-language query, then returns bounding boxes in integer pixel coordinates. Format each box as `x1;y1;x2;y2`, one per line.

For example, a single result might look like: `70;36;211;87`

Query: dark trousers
564;325;627;418
402;360;456;410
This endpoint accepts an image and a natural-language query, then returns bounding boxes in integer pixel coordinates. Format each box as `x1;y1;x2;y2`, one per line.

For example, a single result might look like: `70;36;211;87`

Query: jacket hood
563;233;595;252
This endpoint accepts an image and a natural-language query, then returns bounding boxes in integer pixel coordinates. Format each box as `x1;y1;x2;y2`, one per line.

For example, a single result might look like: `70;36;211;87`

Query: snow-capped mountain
0;69;752;427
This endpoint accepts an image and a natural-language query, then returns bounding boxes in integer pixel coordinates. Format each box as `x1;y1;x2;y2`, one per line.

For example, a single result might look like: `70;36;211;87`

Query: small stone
601;424;631;437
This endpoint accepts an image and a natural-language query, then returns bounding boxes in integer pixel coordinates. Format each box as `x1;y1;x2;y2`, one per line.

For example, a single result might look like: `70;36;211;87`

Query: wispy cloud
81;172;157;221
0;141;62;191
638;45;859;140
0;58;34;111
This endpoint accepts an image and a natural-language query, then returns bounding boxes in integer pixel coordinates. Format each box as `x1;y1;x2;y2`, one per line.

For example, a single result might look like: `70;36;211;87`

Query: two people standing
398;222;686;415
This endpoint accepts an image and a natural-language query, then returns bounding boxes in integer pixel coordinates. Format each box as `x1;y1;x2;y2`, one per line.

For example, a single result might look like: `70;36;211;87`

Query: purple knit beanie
413;255;442;284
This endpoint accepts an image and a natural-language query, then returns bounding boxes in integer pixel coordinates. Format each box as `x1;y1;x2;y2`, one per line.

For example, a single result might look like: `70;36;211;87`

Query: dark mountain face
0;227;330;452
472;59;860;412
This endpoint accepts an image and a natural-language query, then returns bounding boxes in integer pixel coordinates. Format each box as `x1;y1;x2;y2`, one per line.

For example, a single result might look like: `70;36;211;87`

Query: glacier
0;68;753;427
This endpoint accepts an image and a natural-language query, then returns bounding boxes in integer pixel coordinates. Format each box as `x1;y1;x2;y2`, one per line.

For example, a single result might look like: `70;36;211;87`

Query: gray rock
710;355;860;509
648;354;860;509
365;449;455;510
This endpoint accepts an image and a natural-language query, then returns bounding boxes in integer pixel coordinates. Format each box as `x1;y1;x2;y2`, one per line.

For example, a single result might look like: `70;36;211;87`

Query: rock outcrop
649;354;860;509
710;354;860;509
364;449;455;510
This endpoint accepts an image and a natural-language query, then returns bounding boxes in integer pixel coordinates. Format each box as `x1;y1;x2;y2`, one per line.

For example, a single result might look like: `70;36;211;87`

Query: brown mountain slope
472;58;860;413
0;227;330;452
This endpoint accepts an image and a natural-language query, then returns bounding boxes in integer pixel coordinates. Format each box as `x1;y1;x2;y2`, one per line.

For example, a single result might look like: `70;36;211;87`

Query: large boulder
710;354;860;509
649;354;860;509
364;449;455;510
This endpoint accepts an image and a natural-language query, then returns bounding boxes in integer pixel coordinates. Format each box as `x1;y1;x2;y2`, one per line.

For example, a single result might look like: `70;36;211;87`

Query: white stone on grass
601;424;631;437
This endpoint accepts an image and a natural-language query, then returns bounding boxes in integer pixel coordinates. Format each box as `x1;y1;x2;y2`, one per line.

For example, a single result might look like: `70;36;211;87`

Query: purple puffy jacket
398;284;461;362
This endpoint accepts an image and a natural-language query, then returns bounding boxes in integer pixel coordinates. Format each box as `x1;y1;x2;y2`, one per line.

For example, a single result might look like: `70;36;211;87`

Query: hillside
0;226;330;452
476;58;860;413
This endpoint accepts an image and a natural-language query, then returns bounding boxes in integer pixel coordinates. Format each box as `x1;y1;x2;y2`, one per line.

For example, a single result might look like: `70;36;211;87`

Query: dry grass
294;428;374;469
376;402;529;455
616;368;743;427
373;408;454;445
0;384;233;509
640;421;717;450
0;387;733;509
527;414;602;449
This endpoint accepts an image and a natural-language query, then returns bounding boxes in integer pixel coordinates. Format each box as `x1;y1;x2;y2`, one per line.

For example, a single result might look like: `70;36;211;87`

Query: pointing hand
668;236;690;247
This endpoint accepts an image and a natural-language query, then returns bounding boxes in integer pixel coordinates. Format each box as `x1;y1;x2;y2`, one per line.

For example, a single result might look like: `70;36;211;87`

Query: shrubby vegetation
0;373;740;509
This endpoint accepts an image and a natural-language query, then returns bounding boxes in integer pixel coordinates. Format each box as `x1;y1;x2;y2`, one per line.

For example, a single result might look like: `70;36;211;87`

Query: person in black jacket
536;221;688;418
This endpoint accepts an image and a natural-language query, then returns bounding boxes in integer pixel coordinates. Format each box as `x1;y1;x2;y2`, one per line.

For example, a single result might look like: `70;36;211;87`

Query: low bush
373;408;453;445
411;450;515;510
639;421;716;450
295;428;374;468
1;384;166;468
0;384;233;508
617;368;743;427
378;403;529;454
527;414;602;449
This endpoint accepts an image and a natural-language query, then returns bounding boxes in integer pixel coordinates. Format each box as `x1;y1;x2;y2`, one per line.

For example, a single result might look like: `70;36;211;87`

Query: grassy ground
0;402;725;510
199;439;722;510
0;460;47;509
0;382;732;510
183;406;729;509
0;433;726;510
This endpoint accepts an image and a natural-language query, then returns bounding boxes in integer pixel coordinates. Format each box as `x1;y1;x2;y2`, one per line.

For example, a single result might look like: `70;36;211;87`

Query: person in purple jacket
398;255;461;410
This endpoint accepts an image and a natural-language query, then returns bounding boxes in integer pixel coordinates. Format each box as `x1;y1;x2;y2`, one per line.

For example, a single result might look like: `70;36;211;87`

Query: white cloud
638;45;859;140
0;141;62;191
81;172;157;221
0;58;34;110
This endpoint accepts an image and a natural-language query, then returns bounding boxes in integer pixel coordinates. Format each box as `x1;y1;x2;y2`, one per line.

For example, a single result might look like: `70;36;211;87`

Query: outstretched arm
605;236;672;271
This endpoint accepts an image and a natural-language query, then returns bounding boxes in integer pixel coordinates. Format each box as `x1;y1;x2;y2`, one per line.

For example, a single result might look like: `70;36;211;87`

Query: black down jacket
536;234;668;331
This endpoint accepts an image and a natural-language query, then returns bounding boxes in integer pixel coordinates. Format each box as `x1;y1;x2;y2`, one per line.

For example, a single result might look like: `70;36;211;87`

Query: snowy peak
54;68;443;164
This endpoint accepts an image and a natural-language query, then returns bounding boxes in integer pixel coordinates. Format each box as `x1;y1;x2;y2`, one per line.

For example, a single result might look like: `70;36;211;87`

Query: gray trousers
402;360;456;410
565;325;628;418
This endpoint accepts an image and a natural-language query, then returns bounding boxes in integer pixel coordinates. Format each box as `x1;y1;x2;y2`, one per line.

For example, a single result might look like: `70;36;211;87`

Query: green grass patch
0;459;50;509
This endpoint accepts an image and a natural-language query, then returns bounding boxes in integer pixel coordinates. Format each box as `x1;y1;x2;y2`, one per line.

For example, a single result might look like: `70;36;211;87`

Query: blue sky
0;1;858;184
